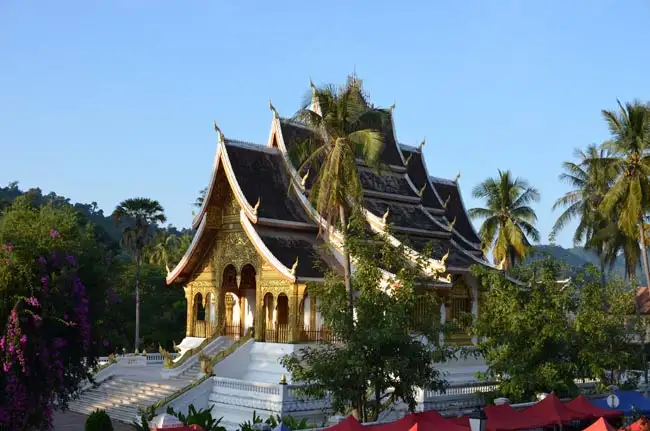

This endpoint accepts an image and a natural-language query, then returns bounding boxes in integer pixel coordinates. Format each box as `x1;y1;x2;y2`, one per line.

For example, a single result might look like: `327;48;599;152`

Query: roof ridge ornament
381;207;390;225
253;198;261;216
389;102;396;112
418;183;426;197
213;121;224;143
440;249;450;268
442;194;452;209
448;217;457;232
404;152;413;166
301;169;310;187
496;257;506;271
418;138;425;152
269;100;279;119
454;170;461;183
290;257;299;276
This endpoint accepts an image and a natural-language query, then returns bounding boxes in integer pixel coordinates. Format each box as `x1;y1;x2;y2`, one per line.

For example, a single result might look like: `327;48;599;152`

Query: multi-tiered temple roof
167;105;495;287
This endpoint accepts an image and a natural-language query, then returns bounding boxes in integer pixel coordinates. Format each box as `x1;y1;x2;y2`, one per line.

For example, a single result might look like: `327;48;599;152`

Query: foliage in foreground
85;408;113;431
0;197;123;430
281;216;454;422
472;258;637;402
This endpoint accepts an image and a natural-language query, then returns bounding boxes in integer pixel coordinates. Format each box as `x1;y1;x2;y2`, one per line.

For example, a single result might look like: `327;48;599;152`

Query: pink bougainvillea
0;232;120;430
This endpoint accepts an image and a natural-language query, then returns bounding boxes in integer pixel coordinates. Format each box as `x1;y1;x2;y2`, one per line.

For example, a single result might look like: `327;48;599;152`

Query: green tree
292;76;386;318
550;145;617;285
599;100;650;287
146;230;180;273
471;259;634;402
281;217;452;421
112;198;166;352
469;170;540;270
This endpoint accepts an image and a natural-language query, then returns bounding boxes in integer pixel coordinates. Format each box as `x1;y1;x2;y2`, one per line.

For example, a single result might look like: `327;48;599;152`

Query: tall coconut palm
599;100;650;288
112;198;167;352
550;145;616;284
147;230;180;273
293;76;386;318
469;170;540;271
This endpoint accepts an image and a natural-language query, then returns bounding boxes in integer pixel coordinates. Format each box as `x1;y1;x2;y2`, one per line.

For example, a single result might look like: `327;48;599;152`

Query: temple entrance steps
68;377;186;424
163;336;236;382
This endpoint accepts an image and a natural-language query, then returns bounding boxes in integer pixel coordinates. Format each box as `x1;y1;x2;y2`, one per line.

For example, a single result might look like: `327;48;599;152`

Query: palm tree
550;145;616;285
147;230;180;273
112;198;167;352
469;170;540;271
293;76;386;318
194;187;207;208
599;100;650;288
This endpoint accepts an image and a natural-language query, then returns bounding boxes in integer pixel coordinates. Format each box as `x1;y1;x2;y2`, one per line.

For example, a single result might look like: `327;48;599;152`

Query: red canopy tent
326;416;366;431
523;393;588;425
566;395;623;419
484;404;549;431
620;418;650;431
584;418;617;431
366;412;469;431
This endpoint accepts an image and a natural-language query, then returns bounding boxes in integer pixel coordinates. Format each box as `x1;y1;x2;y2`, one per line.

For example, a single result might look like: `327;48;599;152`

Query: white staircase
68;377;185;423
69;337;237;424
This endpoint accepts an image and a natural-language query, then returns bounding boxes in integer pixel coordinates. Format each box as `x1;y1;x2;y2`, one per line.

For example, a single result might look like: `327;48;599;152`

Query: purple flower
103;339;109;347
19;335;27;345
63;314;68;320
25;297;40;308
65;255;76;266
50;229;60;239
5;241;13;252
2;363;9;373
38;256;47;265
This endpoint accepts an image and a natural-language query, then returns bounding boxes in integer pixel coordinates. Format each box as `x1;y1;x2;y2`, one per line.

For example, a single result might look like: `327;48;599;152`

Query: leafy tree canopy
472;258;635;402
281;216;454;422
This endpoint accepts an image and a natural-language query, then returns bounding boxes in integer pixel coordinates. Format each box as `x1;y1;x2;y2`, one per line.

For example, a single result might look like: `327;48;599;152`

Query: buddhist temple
166;89;497;347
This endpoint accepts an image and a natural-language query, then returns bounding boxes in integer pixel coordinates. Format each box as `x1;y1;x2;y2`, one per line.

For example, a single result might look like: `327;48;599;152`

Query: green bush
85;409;114;431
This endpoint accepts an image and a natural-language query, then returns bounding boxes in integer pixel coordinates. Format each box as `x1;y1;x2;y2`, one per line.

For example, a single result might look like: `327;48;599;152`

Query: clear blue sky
2;1;648;249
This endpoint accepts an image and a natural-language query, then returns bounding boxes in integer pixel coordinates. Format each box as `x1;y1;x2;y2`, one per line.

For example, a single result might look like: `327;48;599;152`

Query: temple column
184;286;193;337
288;287;301;343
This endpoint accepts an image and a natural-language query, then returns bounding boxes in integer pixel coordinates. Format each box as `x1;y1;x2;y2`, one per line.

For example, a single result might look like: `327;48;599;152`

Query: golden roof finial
442;194;451;209
290;257;299;276
381;207;390;225
269;100;279;119
253;198;261;215
418;183;426;197
496;257;507;271
418;138;426;152
213;121;224;143
389;102;396;112
309;77;316;90
280;374;287;385
454;170;461;183
441;273;452;283
440;249;450;268
448;217;457;232
301;169;310;187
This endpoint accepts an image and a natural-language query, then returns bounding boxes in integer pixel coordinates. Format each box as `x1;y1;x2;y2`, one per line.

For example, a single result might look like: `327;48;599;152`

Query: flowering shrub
0;200;123;430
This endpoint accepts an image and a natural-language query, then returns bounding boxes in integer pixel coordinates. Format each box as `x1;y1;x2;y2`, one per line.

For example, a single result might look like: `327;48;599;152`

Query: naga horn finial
443;194;451;209
253;198;261;215
448;217;457;232
381;207;390;225
418;138;425;151
454;170;461;183
301;169;310;187
290;257;299;276
269;100;279;118
213;121;224;142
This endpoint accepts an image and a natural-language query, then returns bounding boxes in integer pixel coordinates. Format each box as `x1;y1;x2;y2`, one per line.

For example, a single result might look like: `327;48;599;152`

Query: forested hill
0;182;192;242
528;244;644;282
